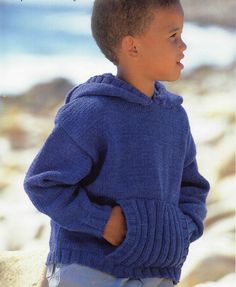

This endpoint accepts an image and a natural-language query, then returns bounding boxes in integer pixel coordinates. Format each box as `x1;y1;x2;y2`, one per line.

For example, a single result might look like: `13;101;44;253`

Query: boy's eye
170;33;177;38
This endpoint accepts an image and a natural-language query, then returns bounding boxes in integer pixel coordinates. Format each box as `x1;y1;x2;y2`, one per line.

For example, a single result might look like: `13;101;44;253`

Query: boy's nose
181;39;187;51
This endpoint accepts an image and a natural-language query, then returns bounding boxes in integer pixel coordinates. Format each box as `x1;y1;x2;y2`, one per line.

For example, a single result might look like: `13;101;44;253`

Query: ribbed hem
46;199;190;285
46;248;181;284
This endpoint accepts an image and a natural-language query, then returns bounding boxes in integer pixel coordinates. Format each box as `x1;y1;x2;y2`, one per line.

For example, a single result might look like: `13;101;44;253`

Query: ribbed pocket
106;199;190;268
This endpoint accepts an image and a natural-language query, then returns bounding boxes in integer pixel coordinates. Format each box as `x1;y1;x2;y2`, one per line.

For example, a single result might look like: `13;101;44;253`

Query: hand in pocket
103;205;127;246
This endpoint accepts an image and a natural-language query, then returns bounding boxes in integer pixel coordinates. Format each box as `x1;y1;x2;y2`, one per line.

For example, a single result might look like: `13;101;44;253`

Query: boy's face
135;3;187;82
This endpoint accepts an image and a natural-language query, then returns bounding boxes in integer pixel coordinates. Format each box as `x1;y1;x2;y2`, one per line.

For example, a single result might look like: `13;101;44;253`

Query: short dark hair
91;0;180;65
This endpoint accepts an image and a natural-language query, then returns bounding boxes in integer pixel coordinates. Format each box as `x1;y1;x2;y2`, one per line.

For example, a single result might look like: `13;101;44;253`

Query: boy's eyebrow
168;27;183;33
168;27;182;34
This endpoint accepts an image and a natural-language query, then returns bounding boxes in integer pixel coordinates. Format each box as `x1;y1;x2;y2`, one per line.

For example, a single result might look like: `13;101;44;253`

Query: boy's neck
116;69;155;99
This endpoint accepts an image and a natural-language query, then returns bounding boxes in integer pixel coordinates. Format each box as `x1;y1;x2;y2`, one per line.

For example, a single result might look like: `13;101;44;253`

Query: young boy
24;0;210;286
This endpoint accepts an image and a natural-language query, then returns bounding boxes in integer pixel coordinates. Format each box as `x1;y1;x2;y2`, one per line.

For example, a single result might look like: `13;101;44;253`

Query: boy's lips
176;55;184;69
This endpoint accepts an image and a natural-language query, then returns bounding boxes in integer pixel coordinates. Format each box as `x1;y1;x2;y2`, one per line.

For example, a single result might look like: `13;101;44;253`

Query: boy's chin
162;73;182;82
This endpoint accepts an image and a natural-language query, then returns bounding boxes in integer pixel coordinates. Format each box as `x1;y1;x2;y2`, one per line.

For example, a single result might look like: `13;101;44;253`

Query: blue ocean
1;0;236;95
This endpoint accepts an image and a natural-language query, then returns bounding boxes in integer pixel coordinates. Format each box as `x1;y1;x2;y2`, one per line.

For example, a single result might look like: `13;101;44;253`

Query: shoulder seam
57;123;95;165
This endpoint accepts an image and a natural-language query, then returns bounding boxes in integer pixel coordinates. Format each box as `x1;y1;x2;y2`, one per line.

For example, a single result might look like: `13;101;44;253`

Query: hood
65;73;183;108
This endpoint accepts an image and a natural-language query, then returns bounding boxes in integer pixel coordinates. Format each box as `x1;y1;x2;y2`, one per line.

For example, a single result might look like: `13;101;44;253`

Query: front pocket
106;199;190;268
105;200;138;264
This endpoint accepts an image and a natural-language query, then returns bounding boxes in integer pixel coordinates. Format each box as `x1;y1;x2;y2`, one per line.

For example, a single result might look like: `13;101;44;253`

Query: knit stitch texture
24;73;210;284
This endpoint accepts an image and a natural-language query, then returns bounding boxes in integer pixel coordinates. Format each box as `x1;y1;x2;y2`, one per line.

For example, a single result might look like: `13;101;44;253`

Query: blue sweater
24;73;210;284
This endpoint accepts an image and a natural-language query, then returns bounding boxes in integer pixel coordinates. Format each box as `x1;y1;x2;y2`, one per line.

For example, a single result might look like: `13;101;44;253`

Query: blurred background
0;0;235;286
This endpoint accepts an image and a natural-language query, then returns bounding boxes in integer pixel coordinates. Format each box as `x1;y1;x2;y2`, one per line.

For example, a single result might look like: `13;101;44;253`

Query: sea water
1;0;236;95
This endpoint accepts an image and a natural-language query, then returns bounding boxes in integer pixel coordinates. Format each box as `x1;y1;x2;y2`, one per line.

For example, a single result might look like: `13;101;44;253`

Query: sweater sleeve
23;124;112;238
179;129;210;243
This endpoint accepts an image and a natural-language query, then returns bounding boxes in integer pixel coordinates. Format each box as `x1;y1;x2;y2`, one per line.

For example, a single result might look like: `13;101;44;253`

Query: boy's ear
121;36;139;58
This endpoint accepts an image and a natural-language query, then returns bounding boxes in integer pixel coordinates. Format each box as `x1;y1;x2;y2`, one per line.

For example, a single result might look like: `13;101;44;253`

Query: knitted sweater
24;73;210;284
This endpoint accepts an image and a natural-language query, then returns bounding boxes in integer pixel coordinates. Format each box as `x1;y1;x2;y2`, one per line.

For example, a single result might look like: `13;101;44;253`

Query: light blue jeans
46;263;174;287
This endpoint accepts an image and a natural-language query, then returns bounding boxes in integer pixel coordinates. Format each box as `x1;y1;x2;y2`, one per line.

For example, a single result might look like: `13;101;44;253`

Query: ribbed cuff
84;204;113;238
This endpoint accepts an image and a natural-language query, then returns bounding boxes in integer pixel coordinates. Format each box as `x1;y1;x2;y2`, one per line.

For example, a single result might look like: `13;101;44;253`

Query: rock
200;94;236;125
0;193;50;250
182;255;234;287
217;153;235;179
183;0;236;29
167;63;236;97
180;194;235;287
214;175;235;202
209;133;235;182
179;213;235;287
205;198;235;228
193;273;236;287
0;138;11;192
0;248;48;287
0;137;11;158
190;117;228;145
1;78;74;116
0;111;53;150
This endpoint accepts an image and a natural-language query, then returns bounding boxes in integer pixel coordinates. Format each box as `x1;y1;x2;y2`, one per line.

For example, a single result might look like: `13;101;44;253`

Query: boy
24;0;210;286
